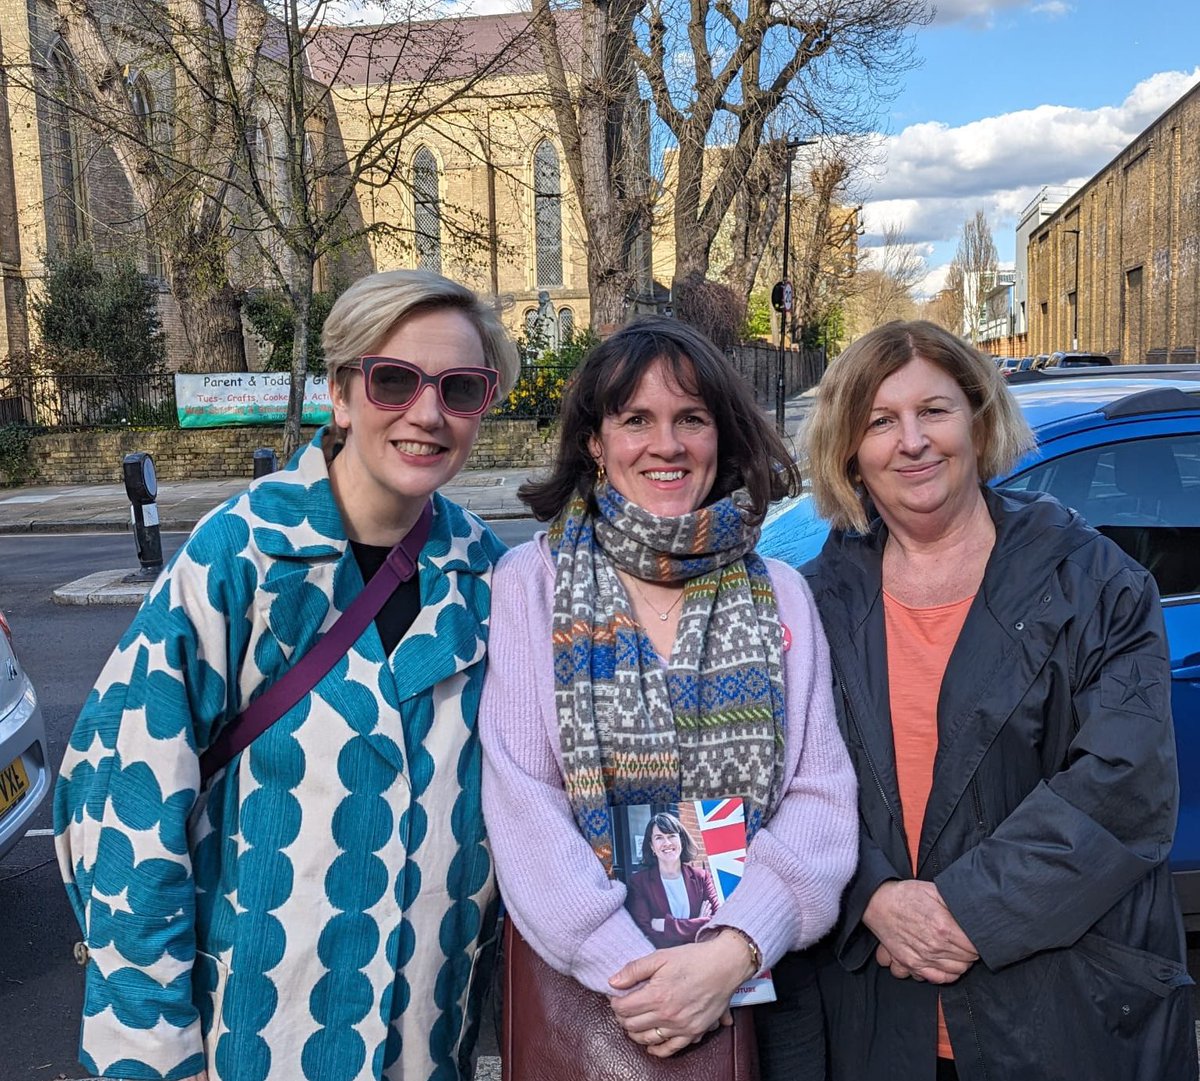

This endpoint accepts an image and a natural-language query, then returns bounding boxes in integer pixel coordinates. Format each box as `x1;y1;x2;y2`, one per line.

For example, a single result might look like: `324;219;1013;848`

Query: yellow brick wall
23;419;558;484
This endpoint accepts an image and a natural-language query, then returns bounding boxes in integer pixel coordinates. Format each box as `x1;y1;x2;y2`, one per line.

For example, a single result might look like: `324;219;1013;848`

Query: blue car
760;367;1200;922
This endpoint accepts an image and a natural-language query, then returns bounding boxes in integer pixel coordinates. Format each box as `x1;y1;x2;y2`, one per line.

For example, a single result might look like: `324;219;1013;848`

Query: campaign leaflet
608;797;776;1006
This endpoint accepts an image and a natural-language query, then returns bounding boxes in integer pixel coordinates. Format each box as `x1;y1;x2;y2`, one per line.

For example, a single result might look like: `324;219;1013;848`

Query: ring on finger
655;1026;666;1043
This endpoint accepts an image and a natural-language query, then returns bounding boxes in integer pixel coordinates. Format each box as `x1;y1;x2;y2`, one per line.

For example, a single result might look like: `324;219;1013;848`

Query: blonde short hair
322;269;520;405
803;320;1035;532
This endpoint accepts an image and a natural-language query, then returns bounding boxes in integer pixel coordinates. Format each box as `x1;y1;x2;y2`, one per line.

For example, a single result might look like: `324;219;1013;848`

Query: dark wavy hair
519;317;801;522
640;812;699;869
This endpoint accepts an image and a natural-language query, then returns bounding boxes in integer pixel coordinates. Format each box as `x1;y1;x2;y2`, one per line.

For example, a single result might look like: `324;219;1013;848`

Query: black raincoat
803;488;1196;1081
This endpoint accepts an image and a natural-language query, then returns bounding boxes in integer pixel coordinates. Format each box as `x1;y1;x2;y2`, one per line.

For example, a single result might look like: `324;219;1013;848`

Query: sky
850;0;1200;295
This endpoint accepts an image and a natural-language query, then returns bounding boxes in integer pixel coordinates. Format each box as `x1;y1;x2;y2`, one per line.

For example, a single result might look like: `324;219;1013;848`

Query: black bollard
122;451;163;576
252;447;278;478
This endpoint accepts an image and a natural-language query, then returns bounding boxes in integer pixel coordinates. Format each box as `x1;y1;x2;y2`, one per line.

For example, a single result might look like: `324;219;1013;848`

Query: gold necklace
629;577;685;622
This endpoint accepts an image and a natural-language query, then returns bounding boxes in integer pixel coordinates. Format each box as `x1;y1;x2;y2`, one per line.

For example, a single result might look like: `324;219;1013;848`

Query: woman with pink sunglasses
55;269;520;1081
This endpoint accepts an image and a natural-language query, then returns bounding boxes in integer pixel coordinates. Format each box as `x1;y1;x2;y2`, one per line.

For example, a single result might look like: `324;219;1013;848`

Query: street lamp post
774;137;817;435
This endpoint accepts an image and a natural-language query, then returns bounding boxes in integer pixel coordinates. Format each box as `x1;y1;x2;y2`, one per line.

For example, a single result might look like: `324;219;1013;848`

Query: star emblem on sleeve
1101;656;1165;720
1116;659;1158;711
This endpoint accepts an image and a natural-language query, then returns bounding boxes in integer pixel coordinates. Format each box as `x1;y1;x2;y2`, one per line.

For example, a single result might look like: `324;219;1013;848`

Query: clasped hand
862;880;978;984
607;932;751;1058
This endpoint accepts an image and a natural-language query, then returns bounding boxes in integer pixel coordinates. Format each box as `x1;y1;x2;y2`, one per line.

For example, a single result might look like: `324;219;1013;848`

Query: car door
998;419;1200;916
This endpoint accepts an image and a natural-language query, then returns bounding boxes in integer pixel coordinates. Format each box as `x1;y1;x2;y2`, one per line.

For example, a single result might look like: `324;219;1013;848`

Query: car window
1001;433;1200;597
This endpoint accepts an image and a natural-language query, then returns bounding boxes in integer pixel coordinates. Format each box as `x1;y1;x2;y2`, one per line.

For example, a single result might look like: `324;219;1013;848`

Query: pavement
0;392;814;606
0;464;536;536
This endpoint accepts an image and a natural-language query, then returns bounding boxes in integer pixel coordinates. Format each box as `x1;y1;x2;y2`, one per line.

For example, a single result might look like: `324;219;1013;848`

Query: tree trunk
794;160;848;337
530;0;644;336
283;265;314;461
588;266;628;332
724;146;788;307
669;259;708;311
173;281;246;373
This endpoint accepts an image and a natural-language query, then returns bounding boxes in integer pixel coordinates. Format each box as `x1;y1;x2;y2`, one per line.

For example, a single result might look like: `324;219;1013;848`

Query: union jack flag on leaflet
695;798;748;903
692;797;775;1006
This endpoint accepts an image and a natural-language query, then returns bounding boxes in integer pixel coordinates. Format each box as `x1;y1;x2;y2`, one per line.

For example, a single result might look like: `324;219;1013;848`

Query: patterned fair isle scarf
549;482;786;872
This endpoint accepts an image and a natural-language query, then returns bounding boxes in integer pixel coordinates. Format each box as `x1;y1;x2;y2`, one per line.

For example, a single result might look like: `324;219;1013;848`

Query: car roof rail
1102;386;1200;418
1007;364;1200;385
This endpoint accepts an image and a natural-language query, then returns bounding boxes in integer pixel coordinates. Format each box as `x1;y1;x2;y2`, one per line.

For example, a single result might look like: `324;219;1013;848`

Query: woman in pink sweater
480;318;857;1078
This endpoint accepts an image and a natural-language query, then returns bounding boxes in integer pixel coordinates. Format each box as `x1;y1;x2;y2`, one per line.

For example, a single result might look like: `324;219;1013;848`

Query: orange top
884;589;974;1062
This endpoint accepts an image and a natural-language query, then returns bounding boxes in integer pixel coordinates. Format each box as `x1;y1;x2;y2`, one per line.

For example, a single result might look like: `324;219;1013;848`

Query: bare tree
953;208;999;344
721;136;792;304
922;270;965;336
635;0;927;300
25;0;524;448
713;140;864;347
792;154;853;340
529;0;650;329
848;221;923;333
230;3;527;453
33;0;266;371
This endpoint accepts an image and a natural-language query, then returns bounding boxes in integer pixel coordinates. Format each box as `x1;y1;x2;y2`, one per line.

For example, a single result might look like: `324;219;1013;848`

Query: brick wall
24;418;559;484
1026;83;1200;361
467;418;559;470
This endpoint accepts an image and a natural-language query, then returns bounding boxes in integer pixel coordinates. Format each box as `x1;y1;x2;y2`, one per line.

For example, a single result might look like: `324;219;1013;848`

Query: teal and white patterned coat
54;432;504;1081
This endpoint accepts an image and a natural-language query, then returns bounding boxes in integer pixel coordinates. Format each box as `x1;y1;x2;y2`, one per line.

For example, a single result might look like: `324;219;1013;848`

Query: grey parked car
1046;350;1114;368
0;608;49;860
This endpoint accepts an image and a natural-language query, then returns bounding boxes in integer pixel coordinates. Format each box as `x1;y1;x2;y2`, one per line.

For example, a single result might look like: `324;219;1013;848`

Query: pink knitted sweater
480;535;859;994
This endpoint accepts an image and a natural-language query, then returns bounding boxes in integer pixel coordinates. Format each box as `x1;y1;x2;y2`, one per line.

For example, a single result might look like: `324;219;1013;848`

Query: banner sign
174;372;333;428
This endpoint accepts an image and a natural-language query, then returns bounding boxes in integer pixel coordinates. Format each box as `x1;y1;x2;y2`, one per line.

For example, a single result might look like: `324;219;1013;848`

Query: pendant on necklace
658;612;668;622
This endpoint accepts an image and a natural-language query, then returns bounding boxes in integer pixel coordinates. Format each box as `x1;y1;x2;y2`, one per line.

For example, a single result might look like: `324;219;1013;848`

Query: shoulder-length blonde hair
804;320;1035;532
322;268;520;403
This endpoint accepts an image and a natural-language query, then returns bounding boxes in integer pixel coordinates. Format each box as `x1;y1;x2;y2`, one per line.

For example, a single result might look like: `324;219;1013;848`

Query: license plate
0;757;30;822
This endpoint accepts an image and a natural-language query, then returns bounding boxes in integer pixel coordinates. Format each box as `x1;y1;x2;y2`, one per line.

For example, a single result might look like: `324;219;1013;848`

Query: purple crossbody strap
199;500;434;784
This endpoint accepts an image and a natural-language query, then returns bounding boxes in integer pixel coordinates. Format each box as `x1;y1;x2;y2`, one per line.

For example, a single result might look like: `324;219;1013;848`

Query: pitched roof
306;11;576;88
206;0;301;71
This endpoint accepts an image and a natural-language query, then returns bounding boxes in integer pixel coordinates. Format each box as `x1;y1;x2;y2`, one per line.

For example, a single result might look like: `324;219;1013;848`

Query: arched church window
46;43;85;252
532;140;562;288
413;147;441;274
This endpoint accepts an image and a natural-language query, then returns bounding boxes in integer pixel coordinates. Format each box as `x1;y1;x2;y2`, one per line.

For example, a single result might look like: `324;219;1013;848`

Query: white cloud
1030;1;1072;16
928;0;1027;27
915;264;950;299
857;238;935;272
929;0;1073;26
860;67;1200;253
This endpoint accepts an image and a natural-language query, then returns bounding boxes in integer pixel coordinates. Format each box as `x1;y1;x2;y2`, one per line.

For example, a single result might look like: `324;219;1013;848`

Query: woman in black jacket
797;320;1195;1081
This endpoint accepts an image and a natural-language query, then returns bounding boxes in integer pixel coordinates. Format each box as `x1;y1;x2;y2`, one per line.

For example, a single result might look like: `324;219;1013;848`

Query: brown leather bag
501;918;759;1081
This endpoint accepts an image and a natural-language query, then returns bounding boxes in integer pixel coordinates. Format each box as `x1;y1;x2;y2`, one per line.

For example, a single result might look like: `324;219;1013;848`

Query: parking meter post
122;452;163;577
252;447;278;478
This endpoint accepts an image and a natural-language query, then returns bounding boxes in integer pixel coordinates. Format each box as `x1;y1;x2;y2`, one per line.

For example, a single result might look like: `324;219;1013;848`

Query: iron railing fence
0;373;177;430
492;361;574;420
0;347;824;432
725;343;826;408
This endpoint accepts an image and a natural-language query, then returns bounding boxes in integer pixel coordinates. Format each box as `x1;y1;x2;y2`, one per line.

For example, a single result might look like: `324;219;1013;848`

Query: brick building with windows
310;12;640;349
0;4;653;367
0;0;177;361
1027;80;1200;363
